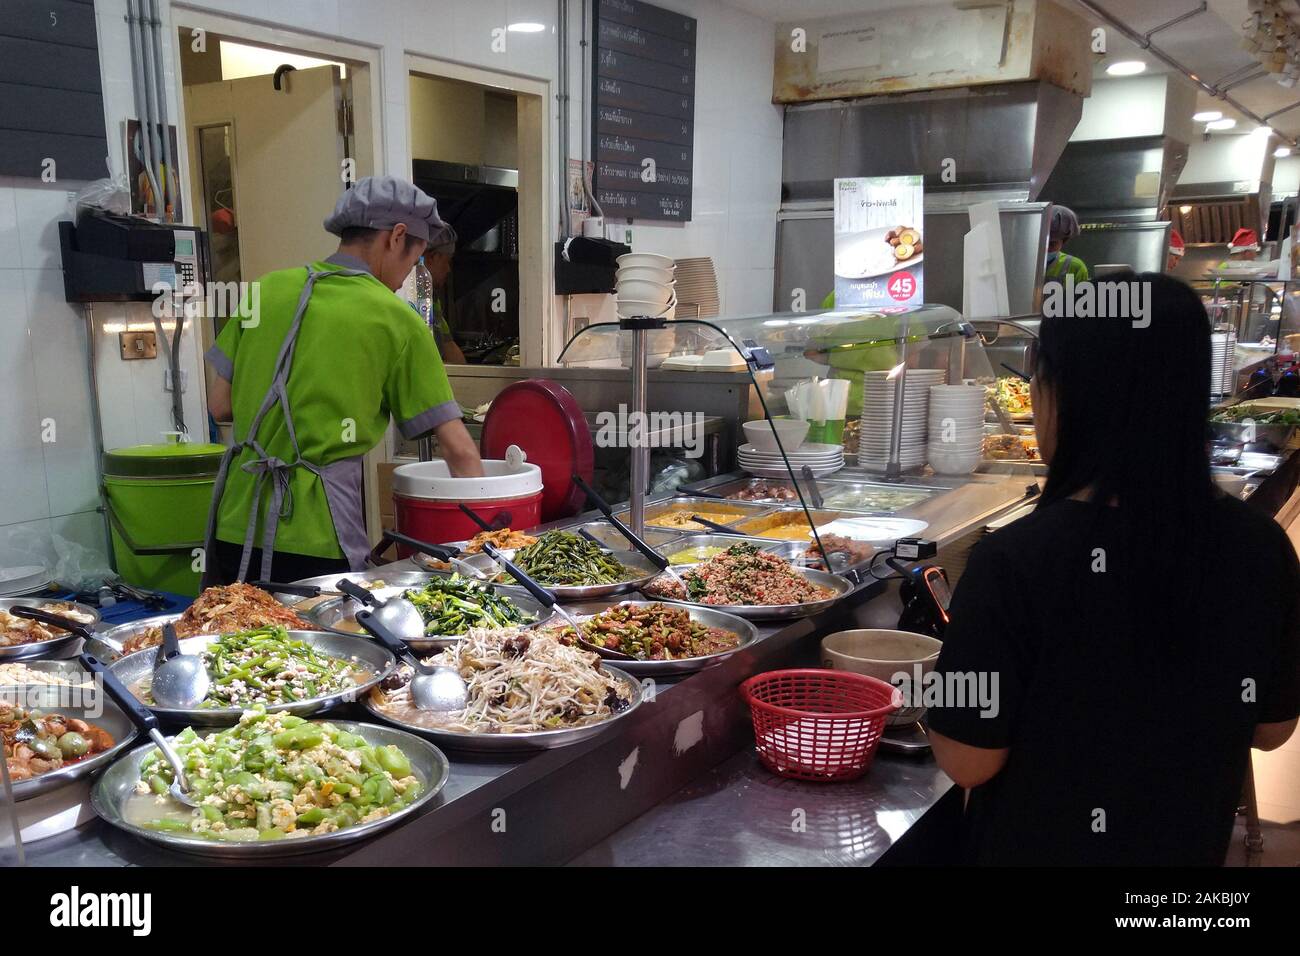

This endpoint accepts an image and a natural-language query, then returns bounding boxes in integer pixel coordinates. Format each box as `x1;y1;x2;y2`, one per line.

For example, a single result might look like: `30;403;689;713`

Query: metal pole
629;326;648;537
85;303;116;570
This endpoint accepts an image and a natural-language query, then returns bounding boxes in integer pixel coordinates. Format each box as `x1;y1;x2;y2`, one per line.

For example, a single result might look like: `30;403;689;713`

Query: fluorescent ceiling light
1276;147;1293;157
1106;60;1146;76
507;22;546;32
1192;110;1222;122
1205;118;1237;130
1179;205;1192;214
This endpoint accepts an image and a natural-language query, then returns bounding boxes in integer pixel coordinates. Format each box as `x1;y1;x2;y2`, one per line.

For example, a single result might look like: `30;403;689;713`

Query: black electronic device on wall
59;210;209;303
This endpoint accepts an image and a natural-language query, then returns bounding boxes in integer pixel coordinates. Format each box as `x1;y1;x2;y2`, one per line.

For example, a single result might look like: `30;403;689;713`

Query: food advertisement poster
833;175;923;309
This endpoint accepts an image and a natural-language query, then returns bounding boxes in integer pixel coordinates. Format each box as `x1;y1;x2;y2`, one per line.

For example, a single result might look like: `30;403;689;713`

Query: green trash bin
102;441;226;597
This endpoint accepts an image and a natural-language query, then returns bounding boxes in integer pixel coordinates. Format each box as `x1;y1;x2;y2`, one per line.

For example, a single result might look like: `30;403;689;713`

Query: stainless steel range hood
1040;135;1187;223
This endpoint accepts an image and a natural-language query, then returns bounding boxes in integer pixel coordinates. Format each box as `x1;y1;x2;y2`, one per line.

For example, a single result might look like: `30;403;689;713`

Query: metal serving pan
466;548;662;602
613;496;775;532
729;508;844;539
0;597;102;662
86;613;181;663
274;570;459;610
363;664;643;753
643;565;855;620
90;720;448;858
658;532;797;564
4;683;139;801
549;600;760;677
0;658;92;686
306;582;554;653
107;630;396;725
563;521;684;551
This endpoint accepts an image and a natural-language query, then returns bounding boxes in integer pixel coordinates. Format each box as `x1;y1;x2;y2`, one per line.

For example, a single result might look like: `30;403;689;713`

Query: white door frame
404;53;557;369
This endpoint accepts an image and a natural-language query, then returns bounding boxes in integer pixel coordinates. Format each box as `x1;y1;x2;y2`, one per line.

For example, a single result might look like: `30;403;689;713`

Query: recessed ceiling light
1192;110;1223;122
1276;147;1293;157
1179;205;1193;214
1106;60;1146;76
1205;118;1238;130
507;21;546;32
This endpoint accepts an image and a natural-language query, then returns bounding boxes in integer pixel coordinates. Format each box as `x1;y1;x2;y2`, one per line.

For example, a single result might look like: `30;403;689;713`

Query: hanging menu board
592;0;695;222
0;0;107;181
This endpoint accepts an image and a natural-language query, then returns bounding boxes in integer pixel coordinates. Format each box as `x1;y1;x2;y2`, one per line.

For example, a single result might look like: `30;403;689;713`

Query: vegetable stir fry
1210;405;1300;425
139;626;366;709
553;603;742;661
645;542;834;607
400;575;534;635
2;702;115;781
132;709;423;841
509;530;635;587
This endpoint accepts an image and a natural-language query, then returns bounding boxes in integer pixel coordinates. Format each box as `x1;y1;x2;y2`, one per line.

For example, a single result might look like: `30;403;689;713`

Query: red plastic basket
740;668;899;782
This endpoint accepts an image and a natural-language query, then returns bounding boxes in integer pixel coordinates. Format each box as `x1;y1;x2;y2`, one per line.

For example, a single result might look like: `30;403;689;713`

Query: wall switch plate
120;331;157;360
164;369;188;392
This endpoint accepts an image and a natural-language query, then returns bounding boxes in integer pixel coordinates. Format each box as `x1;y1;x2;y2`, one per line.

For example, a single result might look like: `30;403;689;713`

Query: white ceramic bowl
617;265;676;284
616;277;675;304
927;451;981;475
616;296;676;320
617;252;676;270
743;418;810;453
820;629;943;725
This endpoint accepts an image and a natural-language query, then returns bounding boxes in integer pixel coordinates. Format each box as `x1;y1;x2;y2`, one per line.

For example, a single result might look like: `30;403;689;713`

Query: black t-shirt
926;495;1300;866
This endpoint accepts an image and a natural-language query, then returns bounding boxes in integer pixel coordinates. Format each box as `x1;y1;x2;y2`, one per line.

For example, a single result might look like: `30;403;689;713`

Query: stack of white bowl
858;368;946;471
616;252;677;319
926;384;986;475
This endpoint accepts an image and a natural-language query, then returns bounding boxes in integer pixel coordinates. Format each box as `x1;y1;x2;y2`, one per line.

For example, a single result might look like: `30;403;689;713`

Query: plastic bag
74;174;132;217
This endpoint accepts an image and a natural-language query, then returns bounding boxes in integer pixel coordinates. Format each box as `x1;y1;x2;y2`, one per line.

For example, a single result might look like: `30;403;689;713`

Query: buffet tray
362;664;644;753
90;720;449;858
612;496;775;532
702;477;941;514
644;565;855;620
0;597;102;662
107;630;397;725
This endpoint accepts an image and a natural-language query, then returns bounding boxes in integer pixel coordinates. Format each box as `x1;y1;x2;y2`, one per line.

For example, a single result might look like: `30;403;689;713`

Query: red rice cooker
392;456;544;547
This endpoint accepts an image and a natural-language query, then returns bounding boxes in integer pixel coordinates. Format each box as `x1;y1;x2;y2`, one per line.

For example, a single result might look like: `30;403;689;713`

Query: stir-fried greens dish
1210;404;1300;425
399;575;534;635
552;602;742;661
130;710;423;841
508;530;637;587
645;542;835;607
3;702;115;781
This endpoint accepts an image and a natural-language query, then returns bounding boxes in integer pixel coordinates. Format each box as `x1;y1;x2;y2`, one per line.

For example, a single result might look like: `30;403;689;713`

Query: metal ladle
79;653;199;807
337;578;426;643
380;529;490;581
355;608;467;712
149;621;211;710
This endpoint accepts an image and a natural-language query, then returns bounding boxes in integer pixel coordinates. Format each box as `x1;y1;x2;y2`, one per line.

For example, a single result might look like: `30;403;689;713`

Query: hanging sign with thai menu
833;176;925;309
592;0;695;222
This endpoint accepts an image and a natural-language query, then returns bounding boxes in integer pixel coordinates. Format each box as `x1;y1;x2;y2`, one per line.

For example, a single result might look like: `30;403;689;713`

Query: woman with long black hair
925;272;1299;865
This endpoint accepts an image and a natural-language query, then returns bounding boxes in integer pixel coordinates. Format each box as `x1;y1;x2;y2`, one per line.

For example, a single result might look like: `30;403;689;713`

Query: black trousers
212;539;350;585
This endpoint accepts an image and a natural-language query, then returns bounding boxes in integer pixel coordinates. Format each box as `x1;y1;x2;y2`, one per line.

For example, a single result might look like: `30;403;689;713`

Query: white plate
834;227;925;279
737;442;842;457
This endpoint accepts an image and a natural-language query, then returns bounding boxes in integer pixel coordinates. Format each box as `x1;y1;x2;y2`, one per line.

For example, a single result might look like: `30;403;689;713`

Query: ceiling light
507;22;546;32
1106;60;1147;76
1192;110;1223;122
1276;147;1293;157
1205;118;1238;130
1179;205;1193;214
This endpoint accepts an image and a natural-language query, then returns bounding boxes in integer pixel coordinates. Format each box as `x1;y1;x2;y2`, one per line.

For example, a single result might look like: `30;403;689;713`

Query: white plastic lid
392;457;543;502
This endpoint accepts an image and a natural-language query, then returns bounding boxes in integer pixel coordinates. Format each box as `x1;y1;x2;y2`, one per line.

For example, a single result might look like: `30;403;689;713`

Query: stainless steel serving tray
552;600;760;676
90;719;449;858
87;613;181;663
659;532;797;564
0;658;91;686
107;630;397;725
306;582;554;653
275;570;459;610
613;496;775;532
644;564;855;620
3;683;139;801
563;521;684;551
468;548;663;602
362;664;643;753
0;597;102;662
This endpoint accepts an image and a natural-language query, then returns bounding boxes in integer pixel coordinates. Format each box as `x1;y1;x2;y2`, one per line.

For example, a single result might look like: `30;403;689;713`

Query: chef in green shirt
204;176;483;584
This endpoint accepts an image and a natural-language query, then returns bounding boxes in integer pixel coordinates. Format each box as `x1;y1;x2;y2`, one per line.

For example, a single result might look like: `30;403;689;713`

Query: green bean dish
128;709;423;841
401;575;534;635
138;626;366;709
508;530;636;587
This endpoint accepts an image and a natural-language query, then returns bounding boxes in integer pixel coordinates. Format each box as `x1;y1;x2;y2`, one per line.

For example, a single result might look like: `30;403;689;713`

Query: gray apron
203;266;370;584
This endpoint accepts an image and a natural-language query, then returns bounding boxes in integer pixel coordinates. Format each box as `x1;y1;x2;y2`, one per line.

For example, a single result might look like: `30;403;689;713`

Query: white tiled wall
0;0;783;579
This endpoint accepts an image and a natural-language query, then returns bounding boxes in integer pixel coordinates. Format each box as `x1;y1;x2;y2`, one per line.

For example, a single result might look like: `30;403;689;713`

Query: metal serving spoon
381;529;491;581
149;621;210;710
79;653;199;807
337;578;426;643
355;609;467;712
570;474;690;595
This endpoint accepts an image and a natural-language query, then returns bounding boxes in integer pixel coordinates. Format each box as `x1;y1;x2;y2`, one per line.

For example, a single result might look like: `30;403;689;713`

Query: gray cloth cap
323;176;456;245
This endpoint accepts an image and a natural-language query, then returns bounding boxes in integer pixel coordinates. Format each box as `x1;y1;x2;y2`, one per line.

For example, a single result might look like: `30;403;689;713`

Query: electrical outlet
164;369;188;393
120;331;157;360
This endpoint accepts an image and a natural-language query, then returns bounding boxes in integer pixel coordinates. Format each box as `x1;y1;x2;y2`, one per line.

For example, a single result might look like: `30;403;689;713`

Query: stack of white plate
1210;330;1236;397
737;442;845;478
0;565;53;597
926;384;986;475
858;368;946;471
616;252;676;320
673;257;720;318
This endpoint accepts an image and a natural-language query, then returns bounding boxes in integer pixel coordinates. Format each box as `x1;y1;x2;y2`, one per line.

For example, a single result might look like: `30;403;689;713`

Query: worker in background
1166;228;1185;273
1044;205;1089;283
422;240;468;364
204;176;484;584
1217;227;1261;268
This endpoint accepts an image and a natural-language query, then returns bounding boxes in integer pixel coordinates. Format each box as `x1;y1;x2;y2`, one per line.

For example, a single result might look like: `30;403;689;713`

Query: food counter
10;461;1035;867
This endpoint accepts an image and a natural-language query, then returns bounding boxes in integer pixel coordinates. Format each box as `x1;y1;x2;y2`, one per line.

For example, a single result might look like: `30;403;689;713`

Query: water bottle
414;256;435;332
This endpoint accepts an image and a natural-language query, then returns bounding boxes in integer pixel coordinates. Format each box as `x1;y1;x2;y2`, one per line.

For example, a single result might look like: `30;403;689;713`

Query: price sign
833;176;925;309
